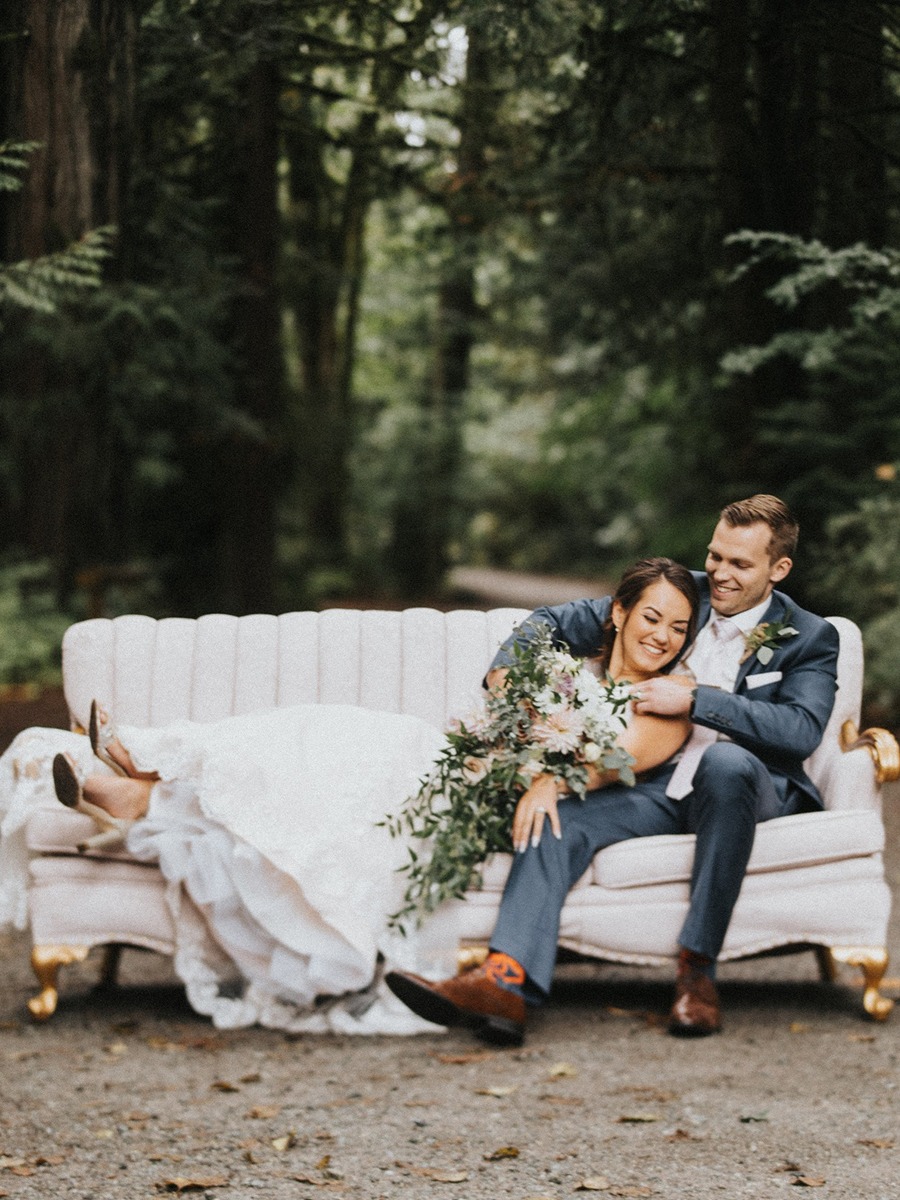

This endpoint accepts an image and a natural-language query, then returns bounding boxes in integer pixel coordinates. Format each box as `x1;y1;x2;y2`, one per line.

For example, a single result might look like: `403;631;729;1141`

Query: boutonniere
740;614;800;665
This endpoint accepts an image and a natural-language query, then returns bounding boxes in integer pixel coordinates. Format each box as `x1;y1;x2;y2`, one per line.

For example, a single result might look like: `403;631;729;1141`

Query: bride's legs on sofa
82;773;153;822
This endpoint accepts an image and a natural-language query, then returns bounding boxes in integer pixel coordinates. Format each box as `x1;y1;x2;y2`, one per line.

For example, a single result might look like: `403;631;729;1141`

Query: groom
386;495;839;1043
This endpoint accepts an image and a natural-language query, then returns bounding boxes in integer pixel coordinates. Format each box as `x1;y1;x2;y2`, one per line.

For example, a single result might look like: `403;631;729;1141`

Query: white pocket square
746;670;783;690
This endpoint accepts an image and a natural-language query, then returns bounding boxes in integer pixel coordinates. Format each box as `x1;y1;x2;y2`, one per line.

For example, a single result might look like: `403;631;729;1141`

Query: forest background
1;0;900;725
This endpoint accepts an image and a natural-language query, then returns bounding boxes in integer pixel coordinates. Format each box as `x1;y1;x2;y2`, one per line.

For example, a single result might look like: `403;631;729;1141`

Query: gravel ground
1;785;897;1200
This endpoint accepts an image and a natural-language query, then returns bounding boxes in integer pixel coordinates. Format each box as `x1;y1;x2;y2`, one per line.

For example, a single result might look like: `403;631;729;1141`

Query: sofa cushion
591;808;885;889
467;809;884;895
25;807;137;860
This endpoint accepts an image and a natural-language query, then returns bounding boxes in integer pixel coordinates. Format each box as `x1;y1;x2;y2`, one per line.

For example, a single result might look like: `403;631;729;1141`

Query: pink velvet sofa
17;608;900;1022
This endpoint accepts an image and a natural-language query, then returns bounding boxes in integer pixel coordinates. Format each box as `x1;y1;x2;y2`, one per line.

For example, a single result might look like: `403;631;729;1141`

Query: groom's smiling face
705;520;792;617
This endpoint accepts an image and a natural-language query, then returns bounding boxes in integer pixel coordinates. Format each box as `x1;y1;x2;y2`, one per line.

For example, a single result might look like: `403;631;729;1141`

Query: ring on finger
535;806;546;814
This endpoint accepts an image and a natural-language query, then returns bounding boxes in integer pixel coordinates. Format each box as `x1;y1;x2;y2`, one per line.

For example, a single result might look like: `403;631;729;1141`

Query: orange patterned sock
483;951;526;993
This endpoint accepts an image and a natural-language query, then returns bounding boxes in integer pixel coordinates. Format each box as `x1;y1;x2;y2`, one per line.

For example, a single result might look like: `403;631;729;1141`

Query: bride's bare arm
617;710;691;775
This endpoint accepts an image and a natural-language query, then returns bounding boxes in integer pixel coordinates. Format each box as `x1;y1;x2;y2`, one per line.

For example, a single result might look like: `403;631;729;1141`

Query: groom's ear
769;556;792;584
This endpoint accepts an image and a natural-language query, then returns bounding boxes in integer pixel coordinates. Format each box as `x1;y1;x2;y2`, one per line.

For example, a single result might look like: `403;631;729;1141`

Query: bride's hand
512;774;562;853
631;674;694;716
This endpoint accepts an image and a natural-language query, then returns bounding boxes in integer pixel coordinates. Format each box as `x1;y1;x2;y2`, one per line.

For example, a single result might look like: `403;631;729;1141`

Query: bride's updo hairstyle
596;557;700;672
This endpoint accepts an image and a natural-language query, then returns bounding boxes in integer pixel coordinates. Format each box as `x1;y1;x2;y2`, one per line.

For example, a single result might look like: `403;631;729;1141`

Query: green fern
0;141;115;323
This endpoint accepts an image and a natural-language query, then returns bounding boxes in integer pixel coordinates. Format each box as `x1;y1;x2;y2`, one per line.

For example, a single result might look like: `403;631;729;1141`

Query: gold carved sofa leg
28;945;90;1021
821;946;894;1021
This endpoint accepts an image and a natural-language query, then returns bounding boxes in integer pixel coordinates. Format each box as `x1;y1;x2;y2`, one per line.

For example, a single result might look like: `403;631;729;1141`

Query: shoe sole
667;1020;720;1038
52;753;80;809
385;973;524;1047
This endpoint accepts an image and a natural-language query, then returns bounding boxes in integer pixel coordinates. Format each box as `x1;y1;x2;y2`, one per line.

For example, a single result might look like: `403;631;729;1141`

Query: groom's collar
705;596;772;636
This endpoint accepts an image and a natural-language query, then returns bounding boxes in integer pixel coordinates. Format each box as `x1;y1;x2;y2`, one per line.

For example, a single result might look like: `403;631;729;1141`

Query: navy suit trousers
490;742;799;996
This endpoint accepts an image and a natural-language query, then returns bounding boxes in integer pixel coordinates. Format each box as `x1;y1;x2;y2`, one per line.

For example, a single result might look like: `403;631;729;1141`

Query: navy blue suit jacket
489;574;840;811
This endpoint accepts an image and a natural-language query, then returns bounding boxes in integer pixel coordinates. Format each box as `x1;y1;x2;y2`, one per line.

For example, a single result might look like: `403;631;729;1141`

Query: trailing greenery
384;625;634;930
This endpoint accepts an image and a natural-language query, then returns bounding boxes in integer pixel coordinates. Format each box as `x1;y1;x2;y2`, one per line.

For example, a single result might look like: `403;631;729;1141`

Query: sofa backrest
62;610;861;805
62;609;530;734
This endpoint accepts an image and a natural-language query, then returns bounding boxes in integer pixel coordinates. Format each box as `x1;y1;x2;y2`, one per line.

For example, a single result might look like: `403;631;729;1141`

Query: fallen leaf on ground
475;1086;516;1097
857;1138;894;1149
484;1146;520;1160
211;1079;240;1092
616;1113;659;1123
246;1104;280;1120
609;1188;652;1197
791;1177;826;1188
146;1037;185;1051
315;1155;332;1170
848;1033;876;1042
290;1176;343;1191
8;1167;33;1178
616;1087;677;1103
789;1022;809;1034
240;1072;262;1083
434;1051;495;1064
0;1160;26;1172
419;1169;469;1182
538;1094;584;1106
548;1061;577;1078
271;1131;296;1152
155;1176;229;1192
739;1112;769;1123
576;1177;610;1191
666;1129;703;1142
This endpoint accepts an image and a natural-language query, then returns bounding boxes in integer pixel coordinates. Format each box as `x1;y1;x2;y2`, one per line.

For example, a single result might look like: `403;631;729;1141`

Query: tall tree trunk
216;58;284;613
286;104;377;567
707;0;824;492
820;0;886;247
0;0;137;594
387;30;492;596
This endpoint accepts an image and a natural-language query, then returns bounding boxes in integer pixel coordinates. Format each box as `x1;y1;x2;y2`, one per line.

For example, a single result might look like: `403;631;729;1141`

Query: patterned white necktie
666;618;743;800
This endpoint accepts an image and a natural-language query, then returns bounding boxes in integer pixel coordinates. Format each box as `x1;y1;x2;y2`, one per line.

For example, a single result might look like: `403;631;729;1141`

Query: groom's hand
631;676;694;717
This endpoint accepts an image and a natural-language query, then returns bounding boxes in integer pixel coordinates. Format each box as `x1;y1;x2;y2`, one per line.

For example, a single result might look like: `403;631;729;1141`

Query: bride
0;557;698;1034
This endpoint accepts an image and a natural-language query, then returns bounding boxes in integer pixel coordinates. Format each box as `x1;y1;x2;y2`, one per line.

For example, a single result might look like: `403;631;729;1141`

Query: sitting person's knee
694;741;761;790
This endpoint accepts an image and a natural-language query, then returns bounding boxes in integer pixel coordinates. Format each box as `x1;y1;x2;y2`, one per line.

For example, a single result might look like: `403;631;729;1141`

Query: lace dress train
0;705;450;1034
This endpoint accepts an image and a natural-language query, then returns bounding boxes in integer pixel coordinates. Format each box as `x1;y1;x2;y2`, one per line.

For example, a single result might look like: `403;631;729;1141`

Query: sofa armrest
840;721;900;785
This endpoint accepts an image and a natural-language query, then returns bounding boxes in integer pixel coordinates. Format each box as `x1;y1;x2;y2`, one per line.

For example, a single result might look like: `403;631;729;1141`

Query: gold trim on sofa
840;720;900;784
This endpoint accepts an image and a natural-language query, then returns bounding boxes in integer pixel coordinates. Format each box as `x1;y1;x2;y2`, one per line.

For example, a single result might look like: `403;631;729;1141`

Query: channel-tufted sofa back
62;609;529;735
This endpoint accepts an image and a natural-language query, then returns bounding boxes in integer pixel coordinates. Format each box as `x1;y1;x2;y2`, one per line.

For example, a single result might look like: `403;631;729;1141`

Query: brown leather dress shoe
385;966;526;1046
668;970;721;1037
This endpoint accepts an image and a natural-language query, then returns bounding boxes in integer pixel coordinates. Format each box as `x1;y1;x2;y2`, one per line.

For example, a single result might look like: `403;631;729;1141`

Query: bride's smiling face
610;579;693;680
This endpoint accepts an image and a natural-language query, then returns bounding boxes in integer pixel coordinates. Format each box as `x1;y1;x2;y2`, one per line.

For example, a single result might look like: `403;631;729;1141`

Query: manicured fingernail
531;834;540;848
554;830;562;839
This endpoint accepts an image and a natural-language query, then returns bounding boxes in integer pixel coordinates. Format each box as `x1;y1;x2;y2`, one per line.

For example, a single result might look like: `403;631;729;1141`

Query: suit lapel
735;593;789;689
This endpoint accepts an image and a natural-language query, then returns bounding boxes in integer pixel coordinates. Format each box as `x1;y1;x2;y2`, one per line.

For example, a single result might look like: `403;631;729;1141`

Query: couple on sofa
39;493;839;1039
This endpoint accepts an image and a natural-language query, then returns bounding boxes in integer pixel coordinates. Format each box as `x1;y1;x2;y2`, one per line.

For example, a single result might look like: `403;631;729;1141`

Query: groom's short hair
720;494;799;563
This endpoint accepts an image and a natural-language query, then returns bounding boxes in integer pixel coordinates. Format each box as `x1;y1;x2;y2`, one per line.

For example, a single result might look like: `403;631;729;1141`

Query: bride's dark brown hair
596;557;700;672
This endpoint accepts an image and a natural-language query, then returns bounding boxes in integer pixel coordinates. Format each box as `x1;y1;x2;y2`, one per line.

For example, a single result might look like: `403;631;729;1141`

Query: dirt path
447;566;614;609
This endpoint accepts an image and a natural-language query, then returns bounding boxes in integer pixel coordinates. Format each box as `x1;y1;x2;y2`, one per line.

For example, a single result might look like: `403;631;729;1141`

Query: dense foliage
1;1;899;717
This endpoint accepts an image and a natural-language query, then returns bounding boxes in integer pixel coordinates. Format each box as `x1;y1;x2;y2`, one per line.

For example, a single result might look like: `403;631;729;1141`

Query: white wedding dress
0;705;453;1035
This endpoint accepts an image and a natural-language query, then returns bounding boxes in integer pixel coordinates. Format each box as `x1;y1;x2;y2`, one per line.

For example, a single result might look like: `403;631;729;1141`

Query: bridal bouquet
385;623;635;929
